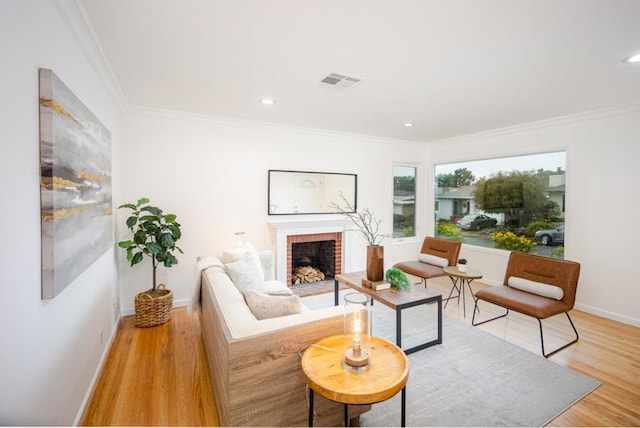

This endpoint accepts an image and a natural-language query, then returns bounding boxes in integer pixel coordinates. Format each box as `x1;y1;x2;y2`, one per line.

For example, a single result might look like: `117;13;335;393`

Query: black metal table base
444;276;477;318
397;296;442;354
308;387;406;427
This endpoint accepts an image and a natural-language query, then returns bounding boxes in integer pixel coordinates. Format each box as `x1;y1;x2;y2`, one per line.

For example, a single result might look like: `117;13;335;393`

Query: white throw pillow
221;242;261;265
263;280;293;296
243;290;302;320
419;253;449;268
508;276;564;300
224;245;265;293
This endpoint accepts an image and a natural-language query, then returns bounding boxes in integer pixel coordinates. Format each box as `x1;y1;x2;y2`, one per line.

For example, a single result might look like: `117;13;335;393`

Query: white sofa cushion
419;253;449;267
508;276;564;300
243;290;303;320
224;245;265;292
264;280;294;296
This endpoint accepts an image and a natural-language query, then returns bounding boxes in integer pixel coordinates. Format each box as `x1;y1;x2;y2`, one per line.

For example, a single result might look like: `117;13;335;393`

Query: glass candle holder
343;292;372;367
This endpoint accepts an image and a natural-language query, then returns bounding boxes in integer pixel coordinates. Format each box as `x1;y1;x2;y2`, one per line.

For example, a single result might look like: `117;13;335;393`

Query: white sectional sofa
196;249;370;426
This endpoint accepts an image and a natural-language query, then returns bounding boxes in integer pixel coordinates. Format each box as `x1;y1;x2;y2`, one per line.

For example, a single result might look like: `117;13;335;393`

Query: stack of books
361;278;391;290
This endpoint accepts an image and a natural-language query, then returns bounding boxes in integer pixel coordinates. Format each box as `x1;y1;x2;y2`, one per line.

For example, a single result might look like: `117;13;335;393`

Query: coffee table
442;266;482;318
301;334;409;427
334;272;442;354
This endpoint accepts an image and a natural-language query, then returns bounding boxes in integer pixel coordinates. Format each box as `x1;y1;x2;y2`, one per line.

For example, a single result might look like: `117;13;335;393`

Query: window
393;165;417;238
434;152;566;258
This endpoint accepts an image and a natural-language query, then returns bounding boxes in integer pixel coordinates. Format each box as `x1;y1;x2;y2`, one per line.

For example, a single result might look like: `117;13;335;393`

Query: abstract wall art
39;68;112;299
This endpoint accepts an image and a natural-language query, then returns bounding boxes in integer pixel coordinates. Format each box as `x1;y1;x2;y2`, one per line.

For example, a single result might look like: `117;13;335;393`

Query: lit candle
352;311;363;354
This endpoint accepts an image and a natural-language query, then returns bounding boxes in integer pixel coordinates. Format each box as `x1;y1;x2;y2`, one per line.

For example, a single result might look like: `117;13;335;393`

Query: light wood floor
80;276;640;426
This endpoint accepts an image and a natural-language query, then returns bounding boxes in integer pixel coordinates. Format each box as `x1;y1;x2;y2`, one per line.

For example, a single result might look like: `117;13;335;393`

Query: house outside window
393;165;417;238
435;152;566;258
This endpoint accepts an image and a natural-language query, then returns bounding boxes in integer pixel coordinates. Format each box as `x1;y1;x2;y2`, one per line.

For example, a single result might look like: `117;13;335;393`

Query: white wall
0;1;121;424
120;105;640;327
426;105;640;327
118;108;426;313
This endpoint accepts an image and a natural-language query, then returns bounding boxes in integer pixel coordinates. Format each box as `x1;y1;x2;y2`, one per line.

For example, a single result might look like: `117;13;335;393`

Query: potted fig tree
118;197;183;327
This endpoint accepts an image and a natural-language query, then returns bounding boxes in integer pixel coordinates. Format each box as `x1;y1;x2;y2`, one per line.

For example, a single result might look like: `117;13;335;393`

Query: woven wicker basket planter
134;284;173;328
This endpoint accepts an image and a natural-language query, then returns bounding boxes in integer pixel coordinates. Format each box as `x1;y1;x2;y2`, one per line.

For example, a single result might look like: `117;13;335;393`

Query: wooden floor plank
80;275;640;426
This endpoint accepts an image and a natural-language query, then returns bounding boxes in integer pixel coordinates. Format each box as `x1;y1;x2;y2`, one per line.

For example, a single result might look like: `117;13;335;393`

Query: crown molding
127;105;423;148
427;102;640;147
51;0;127;111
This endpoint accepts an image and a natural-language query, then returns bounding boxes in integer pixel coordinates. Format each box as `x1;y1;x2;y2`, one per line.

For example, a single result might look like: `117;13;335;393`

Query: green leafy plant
385;267;410;290
550;246;565;259
523;221;555;237
118;197;183;294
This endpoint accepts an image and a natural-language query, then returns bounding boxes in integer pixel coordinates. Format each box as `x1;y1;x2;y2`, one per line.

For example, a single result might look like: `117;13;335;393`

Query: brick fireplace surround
268;219;349;285
287;232;342;285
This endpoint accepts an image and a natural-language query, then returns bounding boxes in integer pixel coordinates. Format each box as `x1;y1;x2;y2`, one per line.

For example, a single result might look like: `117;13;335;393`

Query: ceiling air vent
318;73;362;89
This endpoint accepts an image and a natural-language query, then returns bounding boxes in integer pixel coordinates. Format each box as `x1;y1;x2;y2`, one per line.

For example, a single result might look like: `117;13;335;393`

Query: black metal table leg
344;404;349;427
462;278;466;318
401;386;406;427
396;307;402;348
437;295;442;344
444;276;460;309
308;388;314;427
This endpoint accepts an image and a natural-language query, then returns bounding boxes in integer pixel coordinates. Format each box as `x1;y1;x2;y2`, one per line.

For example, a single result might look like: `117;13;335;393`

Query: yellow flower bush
492;231;535;253
436;222;463;241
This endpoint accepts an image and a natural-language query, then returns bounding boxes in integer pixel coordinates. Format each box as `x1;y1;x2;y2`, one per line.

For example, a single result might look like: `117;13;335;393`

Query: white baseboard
73;312;122;426
573;302;640;328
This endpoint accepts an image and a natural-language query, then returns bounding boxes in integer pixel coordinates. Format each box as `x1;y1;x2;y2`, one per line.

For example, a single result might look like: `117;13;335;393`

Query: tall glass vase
344;292;372;367
366;245;384;281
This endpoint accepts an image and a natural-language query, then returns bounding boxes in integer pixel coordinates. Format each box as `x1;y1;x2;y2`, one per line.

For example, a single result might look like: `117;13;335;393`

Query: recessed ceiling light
403;123;414;127
260;98;276;105
624;54;640;63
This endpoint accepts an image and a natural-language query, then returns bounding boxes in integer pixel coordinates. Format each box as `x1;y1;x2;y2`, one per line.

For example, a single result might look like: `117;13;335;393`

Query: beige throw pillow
243;290;302;320
508;276;564;300
419;253;449;267
224;245;264;293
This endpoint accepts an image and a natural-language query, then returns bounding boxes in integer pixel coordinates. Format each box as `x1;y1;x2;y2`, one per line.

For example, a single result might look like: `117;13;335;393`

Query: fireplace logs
293;266;326;284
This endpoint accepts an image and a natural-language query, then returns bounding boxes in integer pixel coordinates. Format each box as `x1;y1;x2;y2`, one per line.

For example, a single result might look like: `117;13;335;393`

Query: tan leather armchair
394;237;462;287
472;252;581;358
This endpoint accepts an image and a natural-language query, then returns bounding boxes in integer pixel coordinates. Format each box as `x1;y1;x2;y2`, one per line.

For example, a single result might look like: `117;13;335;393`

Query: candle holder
343;292;372;367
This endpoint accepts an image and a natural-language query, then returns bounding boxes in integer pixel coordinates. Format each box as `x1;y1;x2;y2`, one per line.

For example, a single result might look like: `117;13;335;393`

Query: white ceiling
80;0;640;143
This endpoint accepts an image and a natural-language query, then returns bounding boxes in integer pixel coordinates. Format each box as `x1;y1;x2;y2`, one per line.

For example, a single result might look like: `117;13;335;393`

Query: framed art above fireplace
268;170;357;215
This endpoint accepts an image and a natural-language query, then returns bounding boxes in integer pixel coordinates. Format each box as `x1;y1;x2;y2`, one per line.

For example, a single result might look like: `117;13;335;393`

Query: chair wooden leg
539;312;579;358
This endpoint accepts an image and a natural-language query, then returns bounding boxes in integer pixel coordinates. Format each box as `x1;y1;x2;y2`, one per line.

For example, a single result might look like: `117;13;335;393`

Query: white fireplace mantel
268;218;351;282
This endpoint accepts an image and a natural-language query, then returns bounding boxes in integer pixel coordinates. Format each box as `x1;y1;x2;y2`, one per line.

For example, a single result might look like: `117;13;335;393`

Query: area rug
302;292;600;427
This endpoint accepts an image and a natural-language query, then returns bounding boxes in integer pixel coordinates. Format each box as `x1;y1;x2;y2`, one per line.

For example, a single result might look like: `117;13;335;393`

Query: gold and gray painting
39;68;112;299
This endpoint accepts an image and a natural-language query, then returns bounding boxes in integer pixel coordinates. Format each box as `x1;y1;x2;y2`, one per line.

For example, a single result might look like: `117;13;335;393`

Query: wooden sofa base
201;272;369;426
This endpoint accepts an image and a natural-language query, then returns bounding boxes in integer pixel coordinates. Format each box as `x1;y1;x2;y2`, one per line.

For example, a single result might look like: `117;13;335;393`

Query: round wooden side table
443;266;483;318
301;334;409;427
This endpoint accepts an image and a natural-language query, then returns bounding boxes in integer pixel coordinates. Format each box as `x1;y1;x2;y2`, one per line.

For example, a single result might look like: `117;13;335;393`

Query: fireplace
268;219;349;284
287;232;342;286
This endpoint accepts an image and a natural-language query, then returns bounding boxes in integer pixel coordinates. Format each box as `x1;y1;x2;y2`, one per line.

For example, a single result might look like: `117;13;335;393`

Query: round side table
301;334;409;427
443;266;482;318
